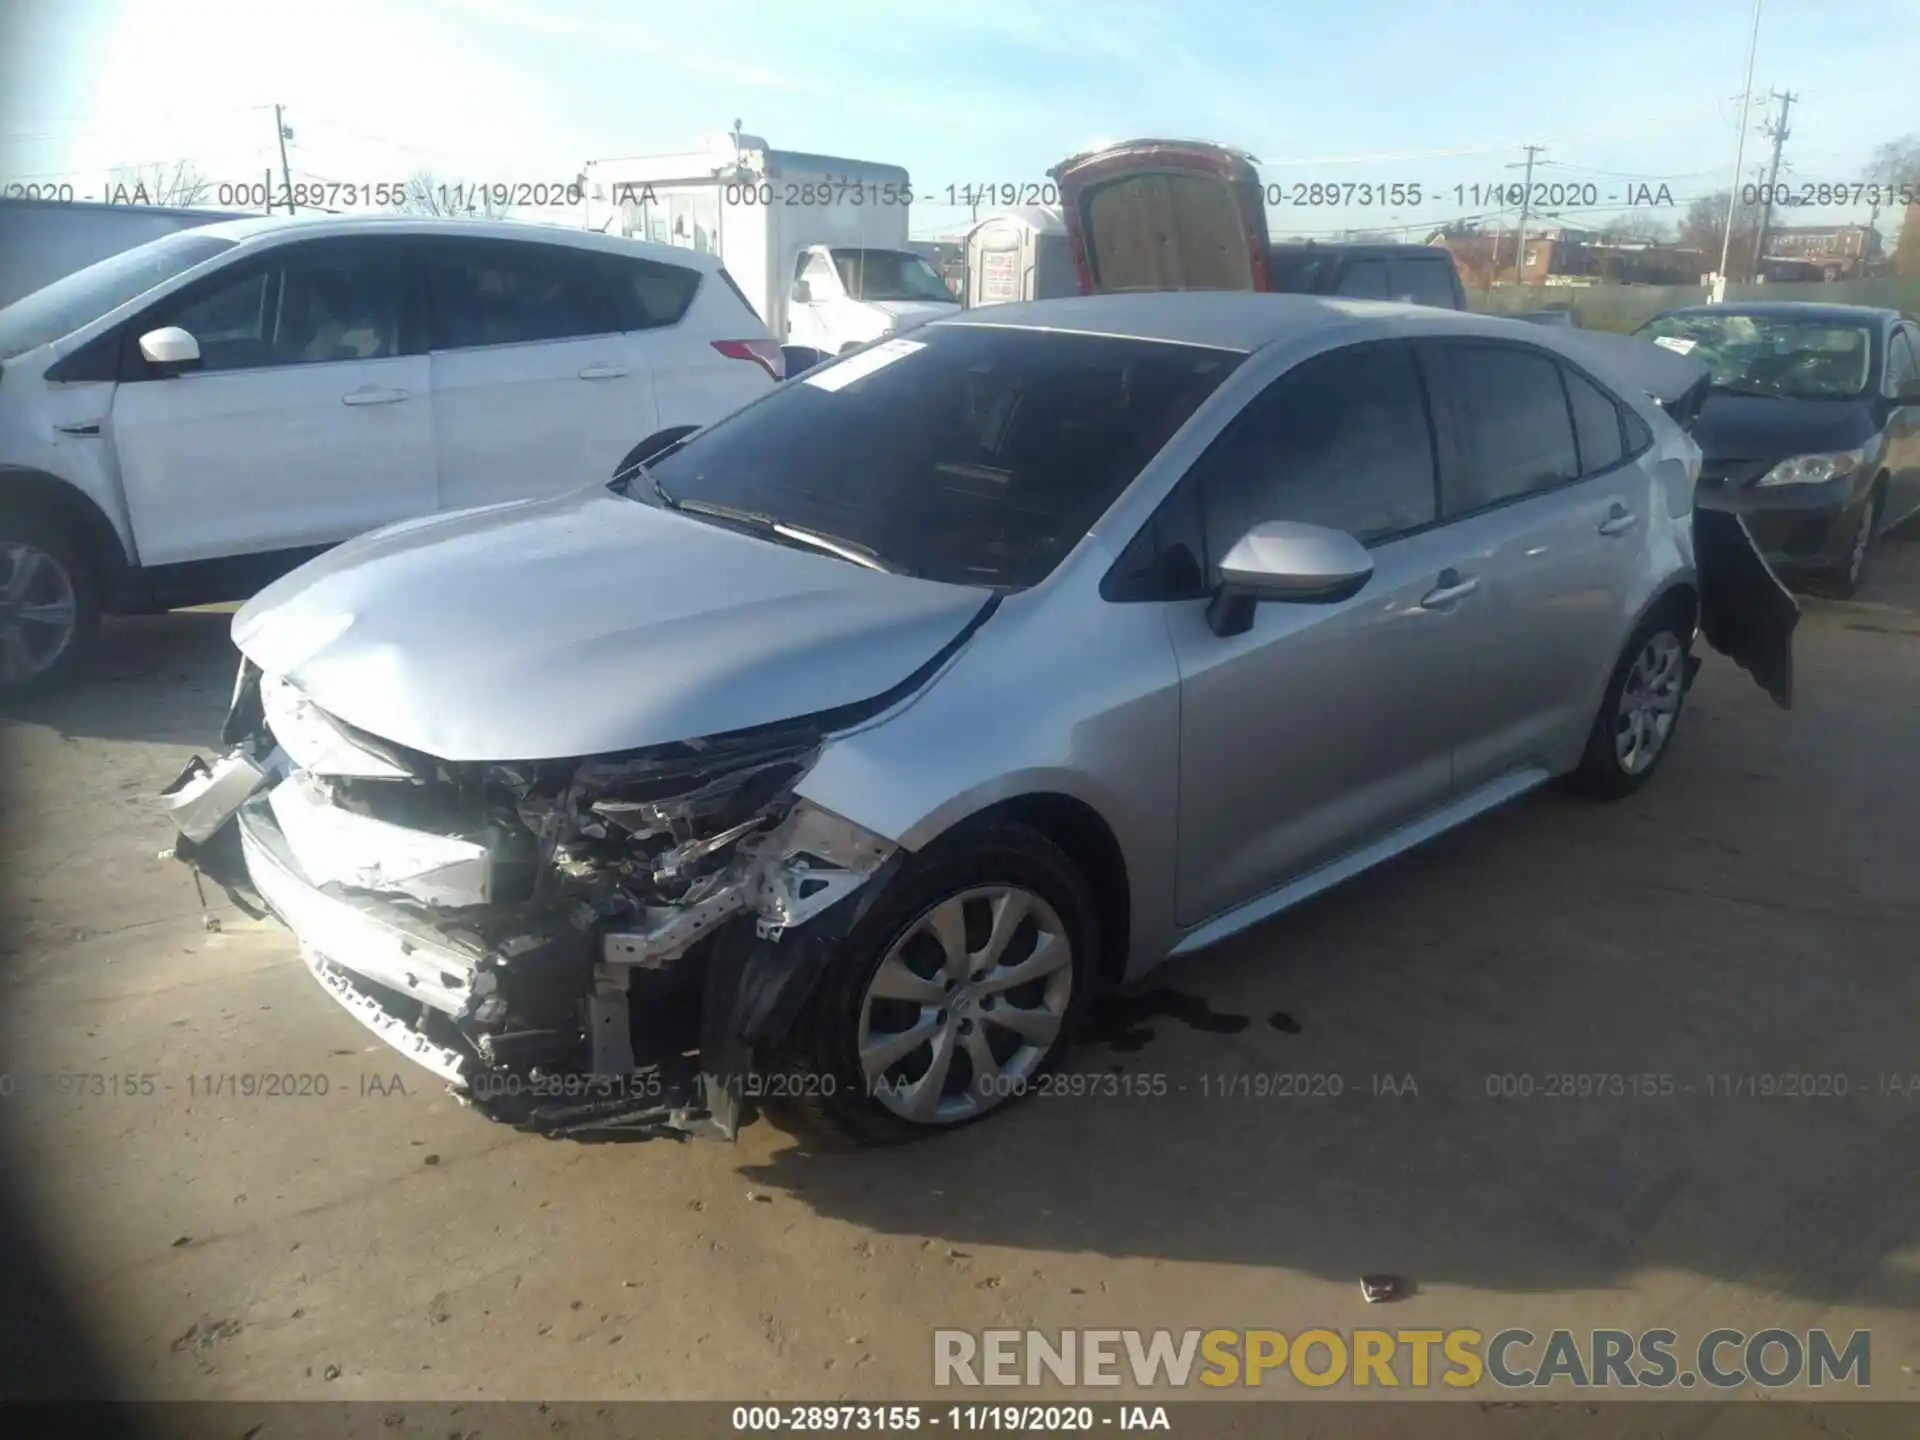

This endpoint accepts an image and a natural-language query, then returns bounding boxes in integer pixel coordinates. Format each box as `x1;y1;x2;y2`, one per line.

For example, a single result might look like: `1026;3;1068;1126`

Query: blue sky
3;0;1916;244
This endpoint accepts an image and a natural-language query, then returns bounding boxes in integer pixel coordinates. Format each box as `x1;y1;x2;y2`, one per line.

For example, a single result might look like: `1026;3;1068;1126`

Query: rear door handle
342;386;409;406
1419;570;1479;609
578;364;630;380
1598;503;1641;536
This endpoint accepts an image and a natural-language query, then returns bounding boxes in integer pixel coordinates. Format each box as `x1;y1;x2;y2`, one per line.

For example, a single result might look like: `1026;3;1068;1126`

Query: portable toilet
965;205;1075;307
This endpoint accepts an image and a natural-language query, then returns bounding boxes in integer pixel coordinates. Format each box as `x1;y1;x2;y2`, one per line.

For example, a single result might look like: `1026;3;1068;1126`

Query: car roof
938;291;1506;352
1654;301;1897;326
197;212;724;268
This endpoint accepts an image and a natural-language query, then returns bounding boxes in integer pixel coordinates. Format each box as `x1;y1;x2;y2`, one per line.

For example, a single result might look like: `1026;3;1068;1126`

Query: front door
1882;324;1920;527
422;236;661;511
109;239;434;569
1164;340;1494;926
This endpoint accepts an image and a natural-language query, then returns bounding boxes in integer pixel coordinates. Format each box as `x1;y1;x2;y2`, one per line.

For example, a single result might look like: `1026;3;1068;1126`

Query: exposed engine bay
160;663;904;1140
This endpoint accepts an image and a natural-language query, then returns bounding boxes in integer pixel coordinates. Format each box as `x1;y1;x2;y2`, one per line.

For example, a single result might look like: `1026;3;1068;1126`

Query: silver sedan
163;293;1799;1146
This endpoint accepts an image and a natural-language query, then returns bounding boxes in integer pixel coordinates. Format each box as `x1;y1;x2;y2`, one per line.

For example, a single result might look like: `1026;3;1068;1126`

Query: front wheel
1823;487;1883;600
0;510;100;701
780;821;1098;1146
1560;613;1692;801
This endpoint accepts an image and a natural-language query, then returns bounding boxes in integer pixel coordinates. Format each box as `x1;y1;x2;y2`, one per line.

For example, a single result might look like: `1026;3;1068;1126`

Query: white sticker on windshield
1652;336;1697;355
803;337;927;392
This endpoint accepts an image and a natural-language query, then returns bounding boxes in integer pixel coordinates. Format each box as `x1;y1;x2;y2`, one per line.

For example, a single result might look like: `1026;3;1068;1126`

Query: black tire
1559;606;1694;801
1822;483;1884;600
779;820;1100;1147
0;506;101;702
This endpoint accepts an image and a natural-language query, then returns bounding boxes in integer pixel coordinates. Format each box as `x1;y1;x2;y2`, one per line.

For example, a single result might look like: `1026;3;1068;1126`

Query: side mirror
780;344;828;377
791;279;813;304
610;424;701;488
139;325;201;376
1205;520;1375;638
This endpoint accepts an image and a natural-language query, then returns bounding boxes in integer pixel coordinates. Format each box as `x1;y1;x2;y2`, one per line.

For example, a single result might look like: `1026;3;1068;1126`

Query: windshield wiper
674;498;897;574
1708;381;1783;399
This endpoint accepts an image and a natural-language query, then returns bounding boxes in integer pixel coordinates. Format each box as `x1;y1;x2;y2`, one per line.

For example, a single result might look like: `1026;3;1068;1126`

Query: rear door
108;236;434;568
1048;140;1271;295
421;236;660;511
1418;339;1648;788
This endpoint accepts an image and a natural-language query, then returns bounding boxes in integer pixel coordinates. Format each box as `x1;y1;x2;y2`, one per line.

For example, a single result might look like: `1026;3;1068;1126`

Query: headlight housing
1754;447;1867;488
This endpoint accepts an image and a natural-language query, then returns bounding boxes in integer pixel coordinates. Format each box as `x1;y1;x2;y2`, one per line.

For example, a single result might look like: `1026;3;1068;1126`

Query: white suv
0;214;783;695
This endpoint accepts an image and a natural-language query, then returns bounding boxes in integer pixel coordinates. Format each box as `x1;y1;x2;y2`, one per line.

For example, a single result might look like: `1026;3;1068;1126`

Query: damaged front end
161;663;901;1140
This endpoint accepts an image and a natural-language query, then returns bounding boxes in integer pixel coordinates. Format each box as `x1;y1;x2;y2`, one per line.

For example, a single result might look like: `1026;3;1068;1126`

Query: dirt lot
3;538;1919;1422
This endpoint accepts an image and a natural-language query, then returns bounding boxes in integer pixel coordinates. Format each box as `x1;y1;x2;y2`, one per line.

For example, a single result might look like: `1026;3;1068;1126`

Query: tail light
712;339;785;381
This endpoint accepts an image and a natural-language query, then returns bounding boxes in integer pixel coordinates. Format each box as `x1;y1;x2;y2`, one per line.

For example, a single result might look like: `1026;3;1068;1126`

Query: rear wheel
0;510;99;701
1561;611;1692;801
780;821;1097;1147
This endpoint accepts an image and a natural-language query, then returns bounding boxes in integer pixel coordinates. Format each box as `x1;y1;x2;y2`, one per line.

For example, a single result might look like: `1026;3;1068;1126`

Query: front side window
427;240;623;349
143;244;403;372
1190;340;1439;559
1886;328;1917;392
827;248;953;303
798;250;837;295
1427;342;1580;515
1635;311;1876;399
641;325;1241;589
0;231;235;360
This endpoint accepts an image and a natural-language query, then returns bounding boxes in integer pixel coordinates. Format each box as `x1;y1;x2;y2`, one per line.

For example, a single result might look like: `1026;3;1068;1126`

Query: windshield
0;231;236;360
829;248;956;303
643;324;1241;588
1636;311;1876;399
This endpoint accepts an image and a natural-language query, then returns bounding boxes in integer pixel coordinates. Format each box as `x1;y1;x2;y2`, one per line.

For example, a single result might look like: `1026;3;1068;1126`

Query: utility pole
1749;88;1795;278
1508;144;1546;286
274;104;297;213
1715;0;1765;300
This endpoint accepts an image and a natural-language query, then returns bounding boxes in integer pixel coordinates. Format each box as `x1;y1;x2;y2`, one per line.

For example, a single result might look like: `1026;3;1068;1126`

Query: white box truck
587;134;958;358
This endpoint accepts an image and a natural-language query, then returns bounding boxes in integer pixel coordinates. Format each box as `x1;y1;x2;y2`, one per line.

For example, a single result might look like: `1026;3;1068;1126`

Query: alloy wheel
1614;630;1685;775
0;541;80;685
857;885;1074;1125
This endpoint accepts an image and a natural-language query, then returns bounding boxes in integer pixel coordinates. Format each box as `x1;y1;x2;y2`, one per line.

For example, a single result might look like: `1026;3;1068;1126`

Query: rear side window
1561;366;1625;474
1187;340;1438;555
424;239;625;349
1390;258;1458;308
1427;343;1580;515
716;267;760;321
609;256;700;328
1336;259;1391;300
1622;406;1654;455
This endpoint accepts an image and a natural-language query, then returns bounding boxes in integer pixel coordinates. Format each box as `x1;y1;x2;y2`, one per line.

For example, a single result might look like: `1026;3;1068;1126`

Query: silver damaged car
162;292;1799;1145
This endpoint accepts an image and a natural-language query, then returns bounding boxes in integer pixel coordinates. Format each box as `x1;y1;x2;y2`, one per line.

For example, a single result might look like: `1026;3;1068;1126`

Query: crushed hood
1687;392;1877;463
231;486;993;762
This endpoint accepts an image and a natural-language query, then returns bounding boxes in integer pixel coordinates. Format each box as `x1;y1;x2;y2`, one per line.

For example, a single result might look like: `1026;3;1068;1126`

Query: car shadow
0;612;237;747
736;636;1920;1307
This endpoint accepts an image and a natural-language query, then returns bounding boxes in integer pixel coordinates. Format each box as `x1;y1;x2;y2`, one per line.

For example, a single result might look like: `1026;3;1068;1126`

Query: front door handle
578;364;630;380
1598;502;1641;536
1419;570;1479;609
342;386;409;406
